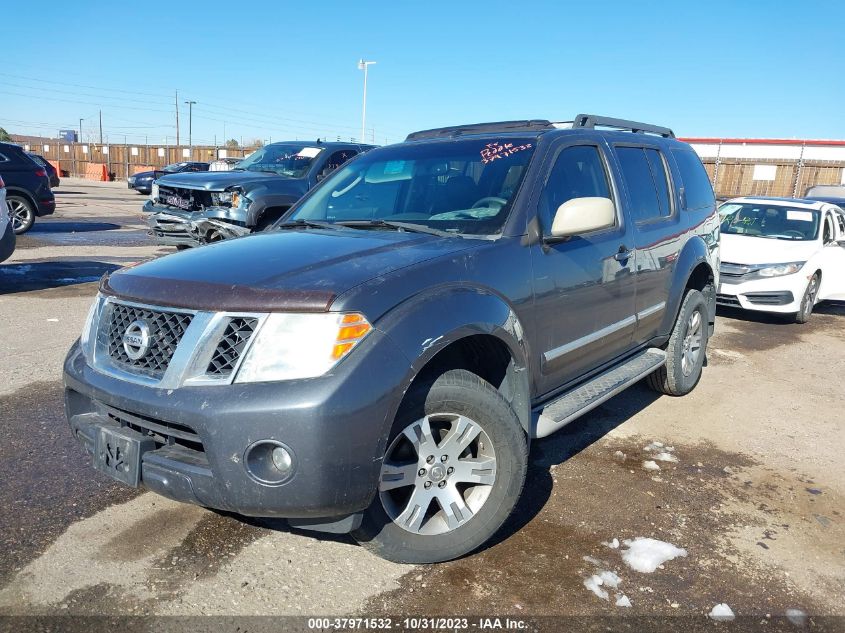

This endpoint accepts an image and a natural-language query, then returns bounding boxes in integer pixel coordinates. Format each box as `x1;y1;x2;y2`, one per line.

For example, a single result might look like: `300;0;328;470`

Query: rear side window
672;149;715;210
615;147;671;222
0;152;8;163
540;145;612;231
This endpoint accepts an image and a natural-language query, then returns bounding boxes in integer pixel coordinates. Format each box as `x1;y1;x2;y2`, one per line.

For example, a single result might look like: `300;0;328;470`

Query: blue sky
2;0;844;146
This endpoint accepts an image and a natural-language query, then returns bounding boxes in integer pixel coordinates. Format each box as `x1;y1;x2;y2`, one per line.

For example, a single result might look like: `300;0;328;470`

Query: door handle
614;246;633;263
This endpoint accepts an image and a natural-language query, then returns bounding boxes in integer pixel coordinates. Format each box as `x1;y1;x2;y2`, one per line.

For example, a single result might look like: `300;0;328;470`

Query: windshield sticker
383;160;406;175
480;142;532;164
786;210;814;222
296;147;322;158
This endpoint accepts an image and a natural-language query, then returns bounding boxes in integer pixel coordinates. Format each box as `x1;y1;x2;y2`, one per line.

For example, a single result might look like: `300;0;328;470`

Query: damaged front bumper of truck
144;200;251;247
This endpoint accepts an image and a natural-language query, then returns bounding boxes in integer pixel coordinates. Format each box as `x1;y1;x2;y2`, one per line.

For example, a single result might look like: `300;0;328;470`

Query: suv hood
156;170;294;191
102;229;477;312
721;233;820;265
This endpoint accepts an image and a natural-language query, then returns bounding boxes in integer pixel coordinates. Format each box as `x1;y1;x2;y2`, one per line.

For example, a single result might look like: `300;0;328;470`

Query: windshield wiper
337;219;457;238
276;219;342;231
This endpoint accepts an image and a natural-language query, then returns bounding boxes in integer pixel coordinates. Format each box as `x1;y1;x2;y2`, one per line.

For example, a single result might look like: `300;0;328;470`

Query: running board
532;348;666;438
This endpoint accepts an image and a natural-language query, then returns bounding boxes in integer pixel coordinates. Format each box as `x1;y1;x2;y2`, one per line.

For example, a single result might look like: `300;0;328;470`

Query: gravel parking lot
0;180;842;623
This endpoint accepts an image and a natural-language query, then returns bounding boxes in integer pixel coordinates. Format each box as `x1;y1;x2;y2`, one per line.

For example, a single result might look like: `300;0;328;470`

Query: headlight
211;190;245;208
80;295;104;361
756;262;805;277
150;182;159;201
235;312;372;383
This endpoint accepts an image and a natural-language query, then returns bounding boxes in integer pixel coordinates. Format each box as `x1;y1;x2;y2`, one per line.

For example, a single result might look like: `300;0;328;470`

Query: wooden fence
18;141;261;180
701;158;845;199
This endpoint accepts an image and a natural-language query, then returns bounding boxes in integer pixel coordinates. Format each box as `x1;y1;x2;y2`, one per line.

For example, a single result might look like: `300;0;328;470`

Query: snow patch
642;460;661;471
620;538;687;573
786;609;807;626
583;575;609;601
708;603;735;621
615;594;632;607
598;570;620;589
602;538;620;549
644;441;664;451
653;451;679;463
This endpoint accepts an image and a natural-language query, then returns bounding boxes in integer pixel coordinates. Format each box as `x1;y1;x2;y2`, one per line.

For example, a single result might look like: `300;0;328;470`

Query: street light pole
184;100;197;149
357;60;376;143
78;118;84;143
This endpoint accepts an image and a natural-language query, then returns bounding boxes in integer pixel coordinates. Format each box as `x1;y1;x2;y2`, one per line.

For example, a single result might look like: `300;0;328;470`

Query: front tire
8;196;35;235
647;289;709;396
794;273;819;324
352;369;528;563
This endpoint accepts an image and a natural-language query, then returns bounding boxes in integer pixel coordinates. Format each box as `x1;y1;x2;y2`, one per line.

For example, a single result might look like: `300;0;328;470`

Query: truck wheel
647;288;709;396
352;369;528;563
8;196;35;235
794;273;819;324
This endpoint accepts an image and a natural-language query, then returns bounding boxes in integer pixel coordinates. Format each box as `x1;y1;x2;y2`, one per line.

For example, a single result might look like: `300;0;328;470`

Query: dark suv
0;142;55;234
64;115;719;563
143;141;373;247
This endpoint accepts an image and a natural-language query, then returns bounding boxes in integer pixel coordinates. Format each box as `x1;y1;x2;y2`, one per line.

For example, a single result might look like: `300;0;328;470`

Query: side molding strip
543;315;637;363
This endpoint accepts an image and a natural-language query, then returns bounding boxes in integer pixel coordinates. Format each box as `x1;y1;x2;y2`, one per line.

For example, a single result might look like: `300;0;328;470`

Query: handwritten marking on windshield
480;142;532;164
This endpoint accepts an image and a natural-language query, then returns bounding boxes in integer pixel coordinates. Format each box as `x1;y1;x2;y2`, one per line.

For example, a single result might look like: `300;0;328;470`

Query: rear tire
647;289;709;396
8;196;35;235
351;369;528;563
794;273;819;324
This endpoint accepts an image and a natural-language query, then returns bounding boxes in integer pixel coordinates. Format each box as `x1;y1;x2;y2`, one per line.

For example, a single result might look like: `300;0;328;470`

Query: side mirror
550;197;616;238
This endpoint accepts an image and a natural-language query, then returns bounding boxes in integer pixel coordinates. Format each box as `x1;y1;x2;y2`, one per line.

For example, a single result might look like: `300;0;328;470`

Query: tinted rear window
672;149;715;210
615;146;671;222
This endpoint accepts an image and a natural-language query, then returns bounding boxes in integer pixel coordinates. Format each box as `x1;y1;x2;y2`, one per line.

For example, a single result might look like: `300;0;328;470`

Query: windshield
289;138;537;236
162;163;186;173
720;203;820;241
235;144;324;177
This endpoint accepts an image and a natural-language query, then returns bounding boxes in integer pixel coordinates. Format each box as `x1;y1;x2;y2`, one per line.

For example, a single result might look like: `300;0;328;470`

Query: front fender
241;184;303;226
375;284;532;434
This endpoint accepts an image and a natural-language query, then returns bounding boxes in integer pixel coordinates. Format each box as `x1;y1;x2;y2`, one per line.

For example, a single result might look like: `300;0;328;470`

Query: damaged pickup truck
144;141;374;247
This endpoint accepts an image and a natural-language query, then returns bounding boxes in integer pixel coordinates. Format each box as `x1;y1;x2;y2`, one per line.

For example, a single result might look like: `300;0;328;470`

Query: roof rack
406;120;554;141
572;114;674;138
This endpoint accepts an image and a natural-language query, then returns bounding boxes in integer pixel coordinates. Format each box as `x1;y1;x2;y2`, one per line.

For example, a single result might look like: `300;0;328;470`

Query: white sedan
0;175;16;263
717;196;845;322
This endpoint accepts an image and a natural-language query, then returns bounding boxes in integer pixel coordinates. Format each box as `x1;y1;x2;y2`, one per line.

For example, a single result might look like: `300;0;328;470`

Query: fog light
244;440;296;486
271;446;292;474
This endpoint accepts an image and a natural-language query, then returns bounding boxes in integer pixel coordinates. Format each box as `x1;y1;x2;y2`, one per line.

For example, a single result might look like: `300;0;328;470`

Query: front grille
716;293;741;307
719;262;756;284
157;185;212;212
104;404;204;454
107;303;193;378
207;317;258;377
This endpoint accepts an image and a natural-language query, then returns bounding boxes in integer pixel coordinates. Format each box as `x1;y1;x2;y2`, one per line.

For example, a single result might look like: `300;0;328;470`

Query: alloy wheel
681;309;703;377
8;199;32;232
378;413;497;536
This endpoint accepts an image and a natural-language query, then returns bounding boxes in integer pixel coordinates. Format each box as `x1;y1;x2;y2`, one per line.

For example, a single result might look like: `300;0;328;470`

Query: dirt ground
0;180;842;630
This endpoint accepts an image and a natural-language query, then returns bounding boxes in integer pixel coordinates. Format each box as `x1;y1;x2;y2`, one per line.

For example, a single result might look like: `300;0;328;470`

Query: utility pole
78;118;83;143
184;100;197;149
357;60;376;143
175;90;180;147
99;110;103;145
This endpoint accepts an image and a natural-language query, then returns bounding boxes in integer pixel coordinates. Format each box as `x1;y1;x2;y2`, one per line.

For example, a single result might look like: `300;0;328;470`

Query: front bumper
63;329;410;520
717;273;809;313
144;200;251;246
0;221;16;263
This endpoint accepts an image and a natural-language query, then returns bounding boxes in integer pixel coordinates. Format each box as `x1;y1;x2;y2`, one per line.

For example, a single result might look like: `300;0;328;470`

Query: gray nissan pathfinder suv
64;115;719;563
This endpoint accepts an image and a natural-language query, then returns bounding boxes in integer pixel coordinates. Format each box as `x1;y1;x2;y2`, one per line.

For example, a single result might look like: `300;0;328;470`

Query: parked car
26;153;60;188
804;184;845;208
717;197;845;322
64;115;719;563
144;141;373;247
0;141;55;234
0;175;15;262
209;157;243;172
128;162;209;195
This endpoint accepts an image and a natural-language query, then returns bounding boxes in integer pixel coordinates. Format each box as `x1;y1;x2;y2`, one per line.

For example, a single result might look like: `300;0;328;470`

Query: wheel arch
377;286;532;438
4;187;37;210
662;236;716;335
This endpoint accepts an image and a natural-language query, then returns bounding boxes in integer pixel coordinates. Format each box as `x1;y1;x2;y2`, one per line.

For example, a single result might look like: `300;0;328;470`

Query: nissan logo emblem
122;320;151;360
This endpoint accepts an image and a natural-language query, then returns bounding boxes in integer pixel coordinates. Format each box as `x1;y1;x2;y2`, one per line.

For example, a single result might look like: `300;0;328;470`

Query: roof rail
406;120;554;141
573;114;675;138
